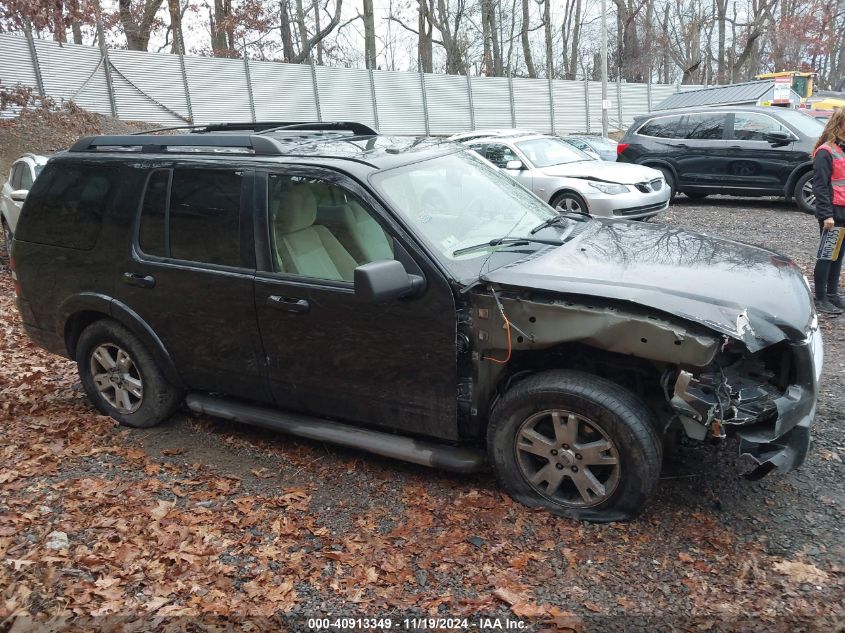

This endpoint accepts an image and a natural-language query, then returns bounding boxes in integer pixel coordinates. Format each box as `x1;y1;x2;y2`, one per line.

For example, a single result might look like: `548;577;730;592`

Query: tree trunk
280;1;295;62
417;0;433;72
363;0;377;69
521;0;536;77
715;0;727;83
52;0;66;43
481;0;492;75
68;0;83;44
543;0;552;77
168;0;184;54
313;0;323;64
295;0;308;60
569;0;581;80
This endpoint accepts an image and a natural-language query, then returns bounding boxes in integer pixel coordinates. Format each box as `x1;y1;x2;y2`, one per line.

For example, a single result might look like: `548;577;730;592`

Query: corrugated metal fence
0;33;703;133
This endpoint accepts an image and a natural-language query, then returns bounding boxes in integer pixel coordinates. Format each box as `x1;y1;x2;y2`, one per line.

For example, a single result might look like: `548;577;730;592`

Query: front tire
794;171;815;215
487;370;662;522
76;320;181;428
550;191;589;216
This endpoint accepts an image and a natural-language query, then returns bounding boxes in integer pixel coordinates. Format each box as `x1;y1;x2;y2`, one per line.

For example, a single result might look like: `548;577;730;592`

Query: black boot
815;297;843;315
828;294;845;310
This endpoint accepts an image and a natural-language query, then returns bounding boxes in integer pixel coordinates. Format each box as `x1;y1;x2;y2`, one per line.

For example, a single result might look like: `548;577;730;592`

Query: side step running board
185;394;486;474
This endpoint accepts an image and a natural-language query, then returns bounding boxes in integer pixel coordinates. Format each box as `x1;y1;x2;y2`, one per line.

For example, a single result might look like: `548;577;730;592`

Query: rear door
116;165;269;402
252;167;460;440
724;112;798;193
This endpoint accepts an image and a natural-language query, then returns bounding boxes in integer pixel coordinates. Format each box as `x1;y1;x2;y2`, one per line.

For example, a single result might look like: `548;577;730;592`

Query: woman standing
812;108;845;315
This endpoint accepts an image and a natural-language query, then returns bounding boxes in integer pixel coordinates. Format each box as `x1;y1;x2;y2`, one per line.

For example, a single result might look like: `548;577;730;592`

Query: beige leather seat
271;184;358;282
317;200;393;264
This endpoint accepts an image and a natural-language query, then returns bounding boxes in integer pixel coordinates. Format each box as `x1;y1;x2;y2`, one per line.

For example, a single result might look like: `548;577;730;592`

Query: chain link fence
0;33;703;134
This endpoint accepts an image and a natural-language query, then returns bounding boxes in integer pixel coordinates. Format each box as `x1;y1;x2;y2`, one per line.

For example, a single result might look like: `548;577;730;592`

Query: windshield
371;150;562;282
777;109;825;137
516;137;591;167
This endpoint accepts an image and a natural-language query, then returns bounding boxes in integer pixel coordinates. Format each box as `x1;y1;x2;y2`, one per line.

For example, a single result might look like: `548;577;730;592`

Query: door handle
122;272;155;288
267;295;310;313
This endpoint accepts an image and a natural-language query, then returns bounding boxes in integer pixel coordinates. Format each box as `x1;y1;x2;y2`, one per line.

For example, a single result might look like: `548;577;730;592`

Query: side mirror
504;160;525;170
10;189;28;202
354;259;425;302
764;130;793;145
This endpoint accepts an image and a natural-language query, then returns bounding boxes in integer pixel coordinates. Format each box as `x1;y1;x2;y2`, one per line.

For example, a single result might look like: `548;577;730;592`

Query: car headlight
588;181;629;195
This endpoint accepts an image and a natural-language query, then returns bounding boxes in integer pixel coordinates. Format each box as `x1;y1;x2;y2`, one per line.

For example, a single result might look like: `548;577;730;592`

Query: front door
252;168;460;440
723;112;797;193
117;165;269;402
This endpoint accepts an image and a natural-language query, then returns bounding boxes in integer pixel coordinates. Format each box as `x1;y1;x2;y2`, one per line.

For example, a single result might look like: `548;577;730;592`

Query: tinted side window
16;163;115;250
733;113;785;141
686;113;726;140
637;115;686;139
9;164;22;190
169;169;242;267
138;170;169;258
19;165;34;190
483;144;520;168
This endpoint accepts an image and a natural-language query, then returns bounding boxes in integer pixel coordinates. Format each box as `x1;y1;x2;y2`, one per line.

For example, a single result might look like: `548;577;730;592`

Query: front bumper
583;186;671;220
672;324;822;477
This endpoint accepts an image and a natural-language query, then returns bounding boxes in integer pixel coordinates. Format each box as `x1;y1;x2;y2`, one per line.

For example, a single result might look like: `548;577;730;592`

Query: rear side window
16;163;115;250
19;164;34;190
733;113;786;141
685;113;726;140
137;167;242;267
637;115;686;139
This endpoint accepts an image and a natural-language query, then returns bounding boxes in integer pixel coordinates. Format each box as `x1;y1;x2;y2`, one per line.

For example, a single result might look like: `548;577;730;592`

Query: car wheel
655;167;676;201
684;192;708;200
550;191;589;215
76;320;182;428
794;171;816;215
487;370;662;522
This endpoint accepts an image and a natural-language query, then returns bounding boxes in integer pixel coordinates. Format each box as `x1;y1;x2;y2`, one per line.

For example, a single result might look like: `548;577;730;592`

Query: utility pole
600;0;609;137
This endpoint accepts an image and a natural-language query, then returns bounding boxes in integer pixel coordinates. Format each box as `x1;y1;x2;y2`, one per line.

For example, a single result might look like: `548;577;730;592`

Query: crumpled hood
541;160;661;185
484;220;814;351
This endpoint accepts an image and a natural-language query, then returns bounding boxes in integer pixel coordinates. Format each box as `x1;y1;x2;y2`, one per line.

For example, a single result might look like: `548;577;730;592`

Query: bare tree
363;0;376;68
118;0;164;51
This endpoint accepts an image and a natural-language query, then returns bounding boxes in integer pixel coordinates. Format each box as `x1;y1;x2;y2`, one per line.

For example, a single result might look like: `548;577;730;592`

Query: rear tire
794;171;816;215
2;219;11;258
550;191;589;216
76;320;181;428
487;370;662;522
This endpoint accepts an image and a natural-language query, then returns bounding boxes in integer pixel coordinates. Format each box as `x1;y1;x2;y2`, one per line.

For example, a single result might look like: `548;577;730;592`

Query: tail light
616;142;630;156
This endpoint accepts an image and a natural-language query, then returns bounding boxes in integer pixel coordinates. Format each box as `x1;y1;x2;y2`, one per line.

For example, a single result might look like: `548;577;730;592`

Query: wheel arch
639;159;678;182
784;161;813;201
549;188;589;210
61;294;183;388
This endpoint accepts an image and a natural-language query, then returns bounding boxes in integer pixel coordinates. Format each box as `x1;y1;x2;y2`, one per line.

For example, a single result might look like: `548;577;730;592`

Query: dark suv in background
617;106;823;212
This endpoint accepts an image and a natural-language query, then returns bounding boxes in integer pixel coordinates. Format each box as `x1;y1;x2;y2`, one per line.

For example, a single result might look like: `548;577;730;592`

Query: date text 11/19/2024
307;617;529;630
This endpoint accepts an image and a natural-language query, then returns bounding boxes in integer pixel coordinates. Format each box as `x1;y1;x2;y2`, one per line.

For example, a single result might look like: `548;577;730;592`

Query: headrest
273;184;317;233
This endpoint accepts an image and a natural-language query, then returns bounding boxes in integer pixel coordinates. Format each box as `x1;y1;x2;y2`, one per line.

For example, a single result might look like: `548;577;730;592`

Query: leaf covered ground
1;198;844;632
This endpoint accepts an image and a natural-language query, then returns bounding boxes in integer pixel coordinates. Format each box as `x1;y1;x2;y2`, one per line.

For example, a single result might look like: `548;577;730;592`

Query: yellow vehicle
756;71;844;110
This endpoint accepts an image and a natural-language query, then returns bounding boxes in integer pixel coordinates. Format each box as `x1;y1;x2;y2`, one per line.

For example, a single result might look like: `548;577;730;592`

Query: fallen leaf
773;560;828;584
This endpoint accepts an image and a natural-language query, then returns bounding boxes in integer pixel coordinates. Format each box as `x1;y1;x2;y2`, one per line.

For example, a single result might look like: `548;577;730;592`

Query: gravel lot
1;196;843;632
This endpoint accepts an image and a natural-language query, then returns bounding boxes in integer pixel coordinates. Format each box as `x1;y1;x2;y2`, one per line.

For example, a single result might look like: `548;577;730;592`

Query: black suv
617;106;824;212
11;122;822;521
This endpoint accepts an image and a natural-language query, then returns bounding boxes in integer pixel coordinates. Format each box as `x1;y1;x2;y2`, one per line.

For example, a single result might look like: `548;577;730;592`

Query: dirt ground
1;180;844;630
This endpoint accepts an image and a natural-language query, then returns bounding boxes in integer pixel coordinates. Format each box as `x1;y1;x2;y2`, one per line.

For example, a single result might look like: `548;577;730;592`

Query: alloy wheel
515;409;620;508
90;343;144;414
802;177;816;208
555;196;584;214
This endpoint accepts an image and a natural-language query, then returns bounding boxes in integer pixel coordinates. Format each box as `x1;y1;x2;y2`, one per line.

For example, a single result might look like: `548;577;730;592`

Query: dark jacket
812;142;845;222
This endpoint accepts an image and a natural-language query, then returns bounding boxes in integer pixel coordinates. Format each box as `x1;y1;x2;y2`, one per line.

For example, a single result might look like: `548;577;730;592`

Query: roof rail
69;134;283;155
134;121;379;136
260;121;378;136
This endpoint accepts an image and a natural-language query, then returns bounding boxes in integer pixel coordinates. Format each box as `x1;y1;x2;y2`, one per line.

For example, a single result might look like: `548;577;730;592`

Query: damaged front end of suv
478;219;822;481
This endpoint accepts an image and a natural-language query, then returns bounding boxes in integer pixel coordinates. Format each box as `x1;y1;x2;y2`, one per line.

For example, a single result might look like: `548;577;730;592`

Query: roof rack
69;134;284;155
135;121;379;136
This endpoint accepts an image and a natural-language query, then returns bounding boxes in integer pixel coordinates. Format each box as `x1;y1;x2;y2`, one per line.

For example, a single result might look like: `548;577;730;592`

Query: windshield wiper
452;236;563;257
529;215;574;234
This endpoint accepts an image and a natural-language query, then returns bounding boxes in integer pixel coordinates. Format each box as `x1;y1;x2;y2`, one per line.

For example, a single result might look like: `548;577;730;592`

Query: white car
2;154;47;246
461;133;669;220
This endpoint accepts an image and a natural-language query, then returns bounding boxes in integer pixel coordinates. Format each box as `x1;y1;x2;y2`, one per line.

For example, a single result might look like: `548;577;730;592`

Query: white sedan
462;133;669;220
